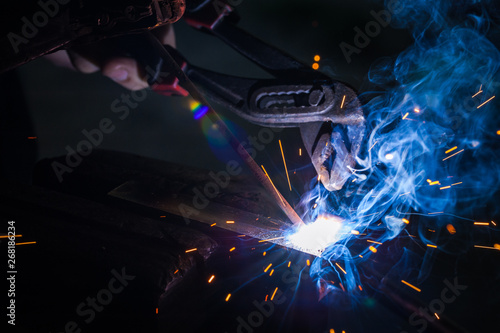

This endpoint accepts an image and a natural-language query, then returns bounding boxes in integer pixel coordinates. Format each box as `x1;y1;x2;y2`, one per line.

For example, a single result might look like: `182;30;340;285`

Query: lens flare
190;100;209;120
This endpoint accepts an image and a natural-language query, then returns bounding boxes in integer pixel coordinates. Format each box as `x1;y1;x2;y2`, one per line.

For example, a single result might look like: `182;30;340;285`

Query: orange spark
443;149;464;161
472;87;483;98
229;247;236;252
427;244;437;248
351;230;360;235
279;140;292;191
288;261;291;268
414;107;420;113
299;148;302;156
0;234;22;238
306;259;311;266
402;218;410;224
185;248;197;253
225;294;231;301
208;275;215;283
492;221;497;226
314;55;321;62
435;313;440;319
335;262;347;274
369;246;377;253
261;165;286;206
445;146;457;154
358;285;363;291
474;222;489;226
451;182;462;186
312;63;319;70
269;269;274;276
270;287;278;301
263;251;267;256
226;220;235;224
340;95;346;109
16;241;36;245
474;245;500;250
210;223;216;227
446;224;456;234
264;263;272;272
401;280;421;292
27;136;37;139
440;186;451;190
402;112;409;120
174;269;179;274
477;95;495;108
367;240;382;245
156;308;158;314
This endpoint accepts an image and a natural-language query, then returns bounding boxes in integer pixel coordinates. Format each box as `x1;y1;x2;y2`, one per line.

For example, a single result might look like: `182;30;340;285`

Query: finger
67;50;100;73
101;57;149;91
61;24;176;91
68;39;148;90
100;25;176;91
44;50;76;70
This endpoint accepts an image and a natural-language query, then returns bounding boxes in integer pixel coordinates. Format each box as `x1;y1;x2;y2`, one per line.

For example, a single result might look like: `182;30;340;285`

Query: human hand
45;25;176;91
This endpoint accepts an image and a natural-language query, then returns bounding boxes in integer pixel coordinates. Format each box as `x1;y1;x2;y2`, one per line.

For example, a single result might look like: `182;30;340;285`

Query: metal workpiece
109;176;323;257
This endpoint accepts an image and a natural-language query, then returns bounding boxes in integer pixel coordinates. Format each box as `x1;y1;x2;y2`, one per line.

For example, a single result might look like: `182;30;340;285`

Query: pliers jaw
299;91;365;192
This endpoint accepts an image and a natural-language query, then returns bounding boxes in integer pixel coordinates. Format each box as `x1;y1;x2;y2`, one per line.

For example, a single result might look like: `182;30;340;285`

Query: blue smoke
304;0;500;297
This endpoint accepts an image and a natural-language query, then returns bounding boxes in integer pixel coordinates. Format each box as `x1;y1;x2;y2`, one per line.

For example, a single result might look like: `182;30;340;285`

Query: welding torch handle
142;32;305;227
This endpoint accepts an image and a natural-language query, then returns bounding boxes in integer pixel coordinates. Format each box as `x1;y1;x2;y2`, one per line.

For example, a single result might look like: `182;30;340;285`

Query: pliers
0;0;366;191
144;1;366;191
